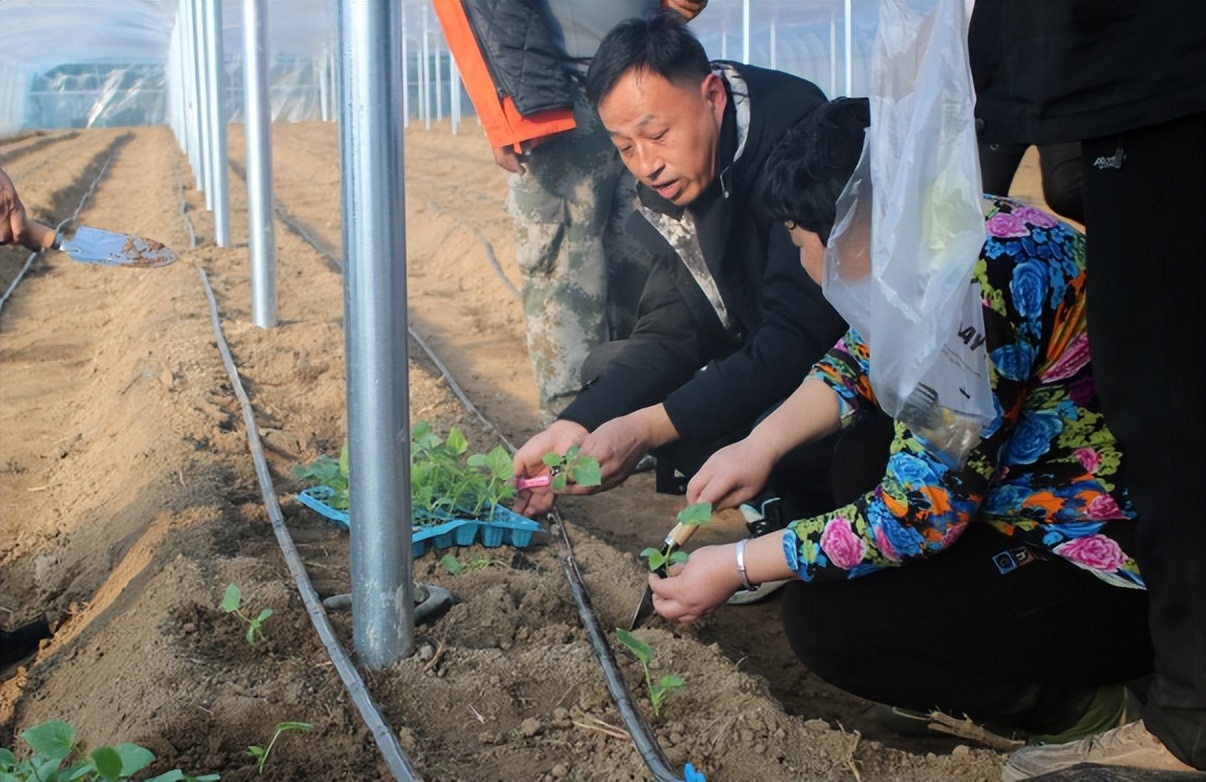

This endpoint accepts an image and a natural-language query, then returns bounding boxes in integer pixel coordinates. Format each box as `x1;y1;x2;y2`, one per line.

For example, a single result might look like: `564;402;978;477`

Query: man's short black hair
585;10;712;108
758;98;871;244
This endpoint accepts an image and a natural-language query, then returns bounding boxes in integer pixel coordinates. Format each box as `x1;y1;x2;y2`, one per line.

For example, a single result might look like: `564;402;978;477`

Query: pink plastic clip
513;474;553;492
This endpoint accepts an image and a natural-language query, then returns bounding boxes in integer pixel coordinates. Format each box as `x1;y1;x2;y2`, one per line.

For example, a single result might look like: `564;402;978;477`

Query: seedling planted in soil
247;722;312;775
614;629;684;718
0;718;219;782
221;583;273;645
640;501;712;572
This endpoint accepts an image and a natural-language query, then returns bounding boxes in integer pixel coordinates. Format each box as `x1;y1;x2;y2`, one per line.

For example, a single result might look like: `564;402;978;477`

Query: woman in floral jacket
647;98;1153;745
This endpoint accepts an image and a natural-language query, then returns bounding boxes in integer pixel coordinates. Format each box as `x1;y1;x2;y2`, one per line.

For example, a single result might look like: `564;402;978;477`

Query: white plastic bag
824;0;992;467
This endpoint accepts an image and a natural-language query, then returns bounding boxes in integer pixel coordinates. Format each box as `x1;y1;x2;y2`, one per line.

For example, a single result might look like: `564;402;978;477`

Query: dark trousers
782;522;1153;734
979;140;1085;223
1080;111;1206;768
780;410;1152;733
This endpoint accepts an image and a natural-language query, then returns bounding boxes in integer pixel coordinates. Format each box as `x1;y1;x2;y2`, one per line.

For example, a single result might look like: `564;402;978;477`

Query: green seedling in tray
614;628;684;718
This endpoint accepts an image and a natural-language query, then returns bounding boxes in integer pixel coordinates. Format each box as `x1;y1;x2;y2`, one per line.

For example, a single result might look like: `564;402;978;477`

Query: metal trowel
628;520;701;630
23;218;178;268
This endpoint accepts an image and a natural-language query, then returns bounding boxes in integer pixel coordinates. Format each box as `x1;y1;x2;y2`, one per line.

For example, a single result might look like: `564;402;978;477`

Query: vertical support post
421;4;431;130
192;0;212;199
450;59;461;135
742;0;750;64
770;17;777;71
829;11;837;98
434;32;443;122
203;0;231;246
337;0;415;669
401;7;410;129
243;0;276;328
844;0;853;97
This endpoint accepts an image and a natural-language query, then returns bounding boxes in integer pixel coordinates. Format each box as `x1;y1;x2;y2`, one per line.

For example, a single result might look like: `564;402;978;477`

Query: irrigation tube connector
0;144;120;312
197;266;422;782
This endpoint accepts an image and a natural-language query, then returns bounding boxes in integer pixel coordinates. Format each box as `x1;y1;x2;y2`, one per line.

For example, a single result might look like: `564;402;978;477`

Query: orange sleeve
431;0;576;150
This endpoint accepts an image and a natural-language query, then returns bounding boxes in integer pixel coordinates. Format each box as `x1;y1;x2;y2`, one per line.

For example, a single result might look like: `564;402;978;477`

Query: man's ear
701;73;726;120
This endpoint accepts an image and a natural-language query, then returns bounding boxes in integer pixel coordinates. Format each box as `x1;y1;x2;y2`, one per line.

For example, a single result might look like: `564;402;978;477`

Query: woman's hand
685;438;775;511
647;543;742;623
511;419;589;517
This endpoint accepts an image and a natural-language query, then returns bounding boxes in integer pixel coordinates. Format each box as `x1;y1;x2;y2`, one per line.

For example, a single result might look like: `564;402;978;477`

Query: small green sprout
541;446;602;492
221;584;273;645
639;501;713;573
247;722;312;775
615;629;684;718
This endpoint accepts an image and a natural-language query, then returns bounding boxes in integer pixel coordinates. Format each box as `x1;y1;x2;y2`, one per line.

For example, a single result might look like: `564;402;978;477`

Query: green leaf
614;627;651;665
254;609;273;623
446;427;468;455
22;719;75;761
440;553;463;575
485;446;512;480
564;445;580;461
541;452;561;468
275;722;312;733
676;502;713;526
221;584;241;613
568;456;601;487
245;626;257;645
247;746;266;761
0;748;16;768
668;550;689;565
145;772;186;782
552;474;568;492
465;454;487;469
659;674;685;688
338;441;350;479
90;745;123;780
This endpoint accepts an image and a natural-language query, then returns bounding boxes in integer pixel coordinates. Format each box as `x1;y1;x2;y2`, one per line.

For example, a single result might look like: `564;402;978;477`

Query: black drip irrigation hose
549;508;686;782
196;265;422;782
0;148;118;312
219;170;687;781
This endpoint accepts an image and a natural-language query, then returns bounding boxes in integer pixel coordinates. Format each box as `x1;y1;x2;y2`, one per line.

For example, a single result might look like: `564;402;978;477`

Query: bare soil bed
0;122;1043;781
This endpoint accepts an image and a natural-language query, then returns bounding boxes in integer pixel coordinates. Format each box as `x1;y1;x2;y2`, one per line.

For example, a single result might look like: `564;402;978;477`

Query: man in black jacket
511;12;848;533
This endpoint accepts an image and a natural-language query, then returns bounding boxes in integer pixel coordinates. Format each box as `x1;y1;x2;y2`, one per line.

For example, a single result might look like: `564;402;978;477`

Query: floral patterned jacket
783;196;1142;590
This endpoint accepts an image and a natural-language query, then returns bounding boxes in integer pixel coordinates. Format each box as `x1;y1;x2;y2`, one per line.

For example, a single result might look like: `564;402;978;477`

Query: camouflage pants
506;87;652;420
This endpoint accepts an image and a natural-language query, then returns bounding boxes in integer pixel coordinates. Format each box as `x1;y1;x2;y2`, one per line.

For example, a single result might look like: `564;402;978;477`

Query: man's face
597;68;726;206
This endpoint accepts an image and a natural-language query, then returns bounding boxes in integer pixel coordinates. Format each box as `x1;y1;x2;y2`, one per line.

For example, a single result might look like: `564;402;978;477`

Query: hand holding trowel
628;502;713;630
21;219;179;268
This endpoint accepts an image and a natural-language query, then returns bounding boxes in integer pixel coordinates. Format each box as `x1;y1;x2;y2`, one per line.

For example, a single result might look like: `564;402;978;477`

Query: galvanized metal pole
844;0;853;96
421;3;431;130
192;0;212;199
742;0;750;64
434;32;443;123
829;11;837;98
337;0;415;669
242;0;277;328
769;17;776;71
401;8;410;128
203;0;231;246
450;59;461;135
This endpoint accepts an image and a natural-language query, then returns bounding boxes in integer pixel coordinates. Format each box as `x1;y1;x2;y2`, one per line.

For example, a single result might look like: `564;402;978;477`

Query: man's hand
491;145;524;174
0;168;30;247
663;0;708;22
685;438;775;511
511;419;590;517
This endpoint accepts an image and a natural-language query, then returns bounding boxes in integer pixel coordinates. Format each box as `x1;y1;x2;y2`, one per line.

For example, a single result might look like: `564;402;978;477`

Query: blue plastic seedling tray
296;486;542;558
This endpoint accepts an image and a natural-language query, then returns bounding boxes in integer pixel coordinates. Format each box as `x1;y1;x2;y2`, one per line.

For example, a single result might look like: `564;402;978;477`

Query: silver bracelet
735;538;758;592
